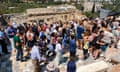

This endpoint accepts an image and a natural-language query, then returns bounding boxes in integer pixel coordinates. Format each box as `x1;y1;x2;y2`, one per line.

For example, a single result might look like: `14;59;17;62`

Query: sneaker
25;56;30;59
25;54;31;59
21;59;26;62
100;53;104;57
16;59;20;61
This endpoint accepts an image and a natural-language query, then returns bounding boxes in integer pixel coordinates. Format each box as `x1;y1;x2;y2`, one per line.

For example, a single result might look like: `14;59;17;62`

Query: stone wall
10;5;84;24
83;2;102;12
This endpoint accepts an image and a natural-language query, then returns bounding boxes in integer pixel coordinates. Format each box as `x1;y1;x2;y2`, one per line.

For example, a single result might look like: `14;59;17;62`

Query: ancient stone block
77;61;108;72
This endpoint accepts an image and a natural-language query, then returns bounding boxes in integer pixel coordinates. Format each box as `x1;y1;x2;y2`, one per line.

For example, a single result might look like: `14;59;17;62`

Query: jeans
0;39;8;54
101;45;108;52
16;48;23;60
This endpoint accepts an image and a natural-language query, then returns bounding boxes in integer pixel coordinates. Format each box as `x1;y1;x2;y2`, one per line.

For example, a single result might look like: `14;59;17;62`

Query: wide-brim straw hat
46;62;56;71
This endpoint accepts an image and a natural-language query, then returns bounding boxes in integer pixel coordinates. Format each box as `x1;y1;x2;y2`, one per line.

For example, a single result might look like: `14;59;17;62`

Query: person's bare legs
93;49;99;59
89;47;93;54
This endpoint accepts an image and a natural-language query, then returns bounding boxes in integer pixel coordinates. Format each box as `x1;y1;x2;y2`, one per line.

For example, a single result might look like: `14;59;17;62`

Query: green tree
0;3;6;14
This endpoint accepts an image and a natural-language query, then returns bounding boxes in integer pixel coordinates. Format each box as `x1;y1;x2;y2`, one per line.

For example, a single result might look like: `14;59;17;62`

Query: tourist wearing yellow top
82;35;89;60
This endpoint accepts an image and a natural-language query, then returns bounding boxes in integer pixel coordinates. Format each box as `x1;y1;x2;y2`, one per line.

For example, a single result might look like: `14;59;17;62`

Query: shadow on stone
0;54;12;72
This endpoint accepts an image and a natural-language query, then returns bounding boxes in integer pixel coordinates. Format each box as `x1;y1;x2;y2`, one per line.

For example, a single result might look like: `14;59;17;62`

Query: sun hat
46;62;56;71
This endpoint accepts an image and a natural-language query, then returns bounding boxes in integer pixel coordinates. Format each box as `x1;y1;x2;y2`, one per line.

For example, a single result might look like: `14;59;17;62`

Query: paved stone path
10;50;34;72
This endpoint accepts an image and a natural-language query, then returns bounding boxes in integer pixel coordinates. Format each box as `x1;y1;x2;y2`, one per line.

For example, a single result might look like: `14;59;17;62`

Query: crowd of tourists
0;16;120;72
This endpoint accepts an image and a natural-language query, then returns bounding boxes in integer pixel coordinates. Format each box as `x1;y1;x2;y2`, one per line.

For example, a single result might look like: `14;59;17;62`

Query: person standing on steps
0;27;9;54
69;35;76;57
67;56;76;72
26;27;34;58
55;38;62;66
6;23;16;50
14;29;24;62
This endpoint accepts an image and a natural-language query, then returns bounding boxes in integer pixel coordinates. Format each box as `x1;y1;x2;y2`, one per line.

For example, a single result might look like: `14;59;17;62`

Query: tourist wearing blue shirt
0;28;8;54
76;23;84;49
6;26;16;38
69;35;76;57
6;24;16;50
67;56;76;72
77;24;84;39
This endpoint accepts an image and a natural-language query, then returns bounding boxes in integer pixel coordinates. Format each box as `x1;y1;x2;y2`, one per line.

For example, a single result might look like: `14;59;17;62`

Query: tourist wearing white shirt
102;30;114;44
55;39;62;66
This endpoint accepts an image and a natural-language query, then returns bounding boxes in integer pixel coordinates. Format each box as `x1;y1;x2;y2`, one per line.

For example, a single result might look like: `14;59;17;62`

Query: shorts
83;48;88;56
89;42;101;49
93;44;101;49
70;51;76;57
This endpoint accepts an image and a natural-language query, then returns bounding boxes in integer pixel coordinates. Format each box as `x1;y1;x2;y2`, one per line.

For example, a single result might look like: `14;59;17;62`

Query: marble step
77;61;108;72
